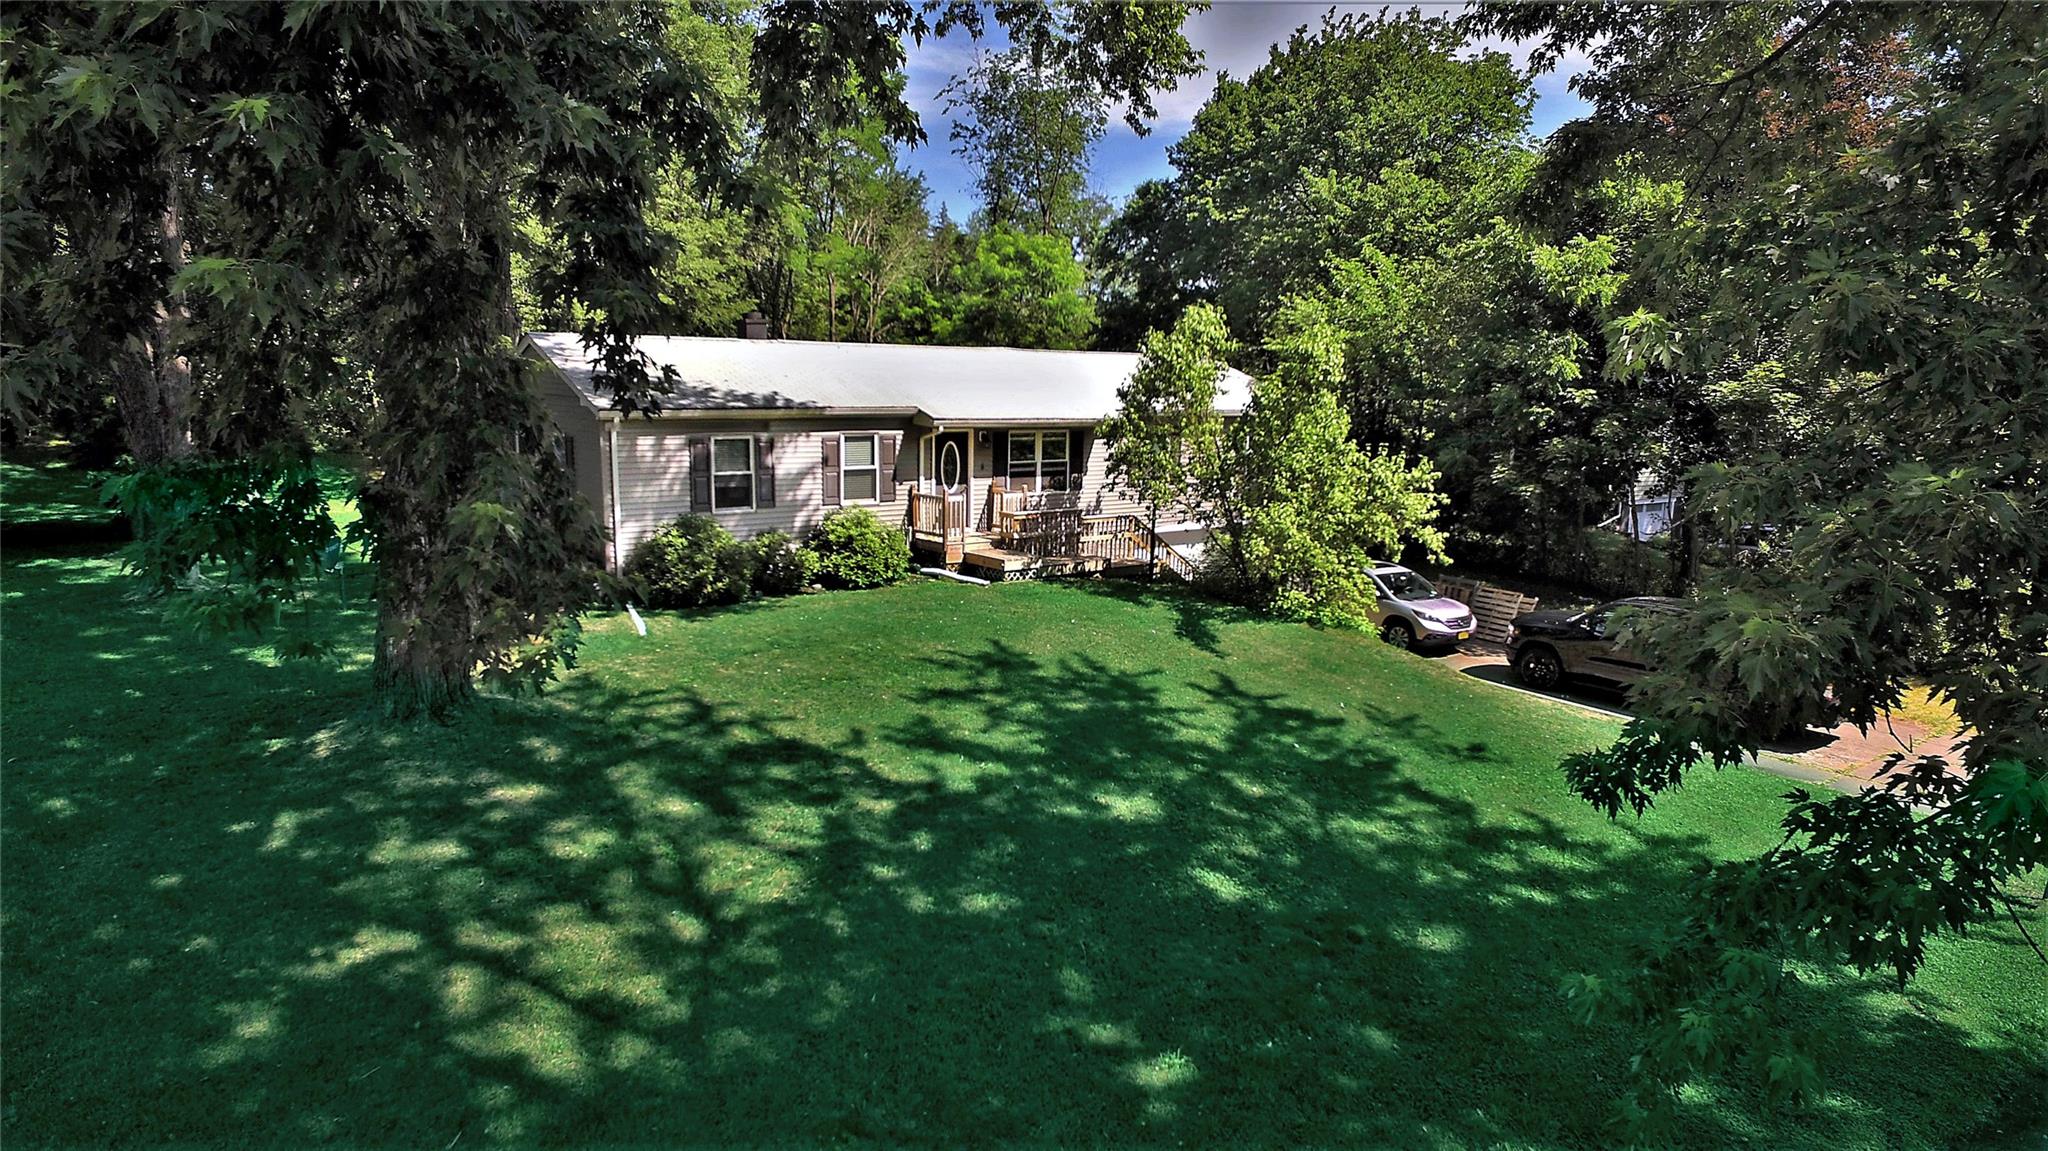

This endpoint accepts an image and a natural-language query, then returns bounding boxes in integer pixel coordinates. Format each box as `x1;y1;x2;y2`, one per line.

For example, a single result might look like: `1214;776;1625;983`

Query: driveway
1434;643;1965;794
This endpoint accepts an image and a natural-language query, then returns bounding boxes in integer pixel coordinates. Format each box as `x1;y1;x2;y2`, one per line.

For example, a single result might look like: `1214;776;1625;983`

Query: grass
0;444;117;527
4;550;2043;1149
0;445;361;534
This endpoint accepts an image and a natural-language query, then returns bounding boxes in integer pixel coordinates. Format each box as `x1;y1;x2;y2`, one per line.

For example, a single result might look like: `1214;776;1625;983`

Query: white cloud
901;34;984;146
1103;3;1597;140
1145;1;1330;126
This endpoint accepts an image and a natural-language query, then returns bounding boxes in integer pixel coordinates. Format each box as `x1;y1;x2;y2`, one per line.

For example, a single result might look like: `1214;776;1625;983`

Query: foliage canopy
1474;0;2048;1127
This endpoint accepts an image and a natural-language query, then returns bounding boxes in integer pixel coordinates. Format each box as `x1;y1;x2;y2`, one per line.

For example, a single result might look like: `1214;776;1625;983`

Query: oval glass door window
939;441;963;489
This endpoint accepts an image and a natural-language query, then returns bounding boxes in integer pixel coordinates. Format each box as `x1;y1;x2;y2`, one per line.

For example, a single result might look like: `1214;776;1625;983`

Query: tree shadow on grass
1066;577;1273;659
4;554;2042;1148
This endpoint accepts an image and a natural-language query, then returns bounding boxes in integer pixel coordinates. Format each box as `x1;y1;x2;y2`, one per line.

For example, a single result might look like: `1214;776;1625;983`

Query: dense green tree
1289;171;1695;586
517;0;756;339
812;158;933;343
1098;302;1231;575
943;45;1108;240
1094;10;1532;344
1089;178;1198;351
934;227;1095;349
1099;303;1446;627
7;0;1198;716
774;117;937;343
10;3;708;716
1474;1;2048;1130
753;0;1200;145
1203;305;1448;627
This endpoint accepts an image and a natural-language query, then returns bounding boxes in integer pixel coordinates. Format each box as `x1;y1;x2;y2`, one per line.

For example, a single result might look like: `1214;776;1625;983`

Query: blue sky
897;2;1594;221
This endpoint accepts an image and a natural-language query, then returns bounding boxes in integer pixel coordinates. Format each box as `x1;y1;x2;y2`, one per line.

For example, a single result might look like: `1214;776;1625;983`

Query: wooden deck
908;484;1198;583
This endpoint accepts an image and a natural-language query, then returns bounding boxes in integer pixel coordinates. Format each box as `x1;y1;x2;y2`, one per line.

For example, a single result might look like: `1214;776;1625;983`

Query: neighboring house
1601;472;1680;541
526;325;1253;580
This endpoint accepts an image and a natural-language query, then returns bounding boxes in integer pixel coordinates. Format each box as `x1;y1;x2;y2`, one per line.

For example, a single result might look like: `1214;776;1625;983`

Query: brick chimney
738;310;768;340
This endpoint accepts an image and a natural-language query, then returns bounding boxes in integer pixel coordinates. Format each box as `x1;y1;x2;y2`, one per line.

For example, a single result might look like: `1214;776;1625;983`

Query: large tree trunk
371;570;479;718
367;352;485;719
364;166;607;720
112;171;194;465
365;179;510;719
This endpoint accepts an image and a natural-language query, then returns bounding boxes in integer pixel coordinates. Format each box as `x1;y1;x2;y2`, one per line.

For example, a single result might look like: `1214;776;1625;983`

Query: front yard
4;549;2042;1148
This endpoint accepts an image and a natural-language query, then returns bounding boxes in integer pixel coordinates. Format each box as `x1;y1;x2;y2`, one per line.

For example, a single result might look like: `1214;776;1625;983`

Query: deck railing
999;508;1198;581
908;487;969;562
991;487;1081;539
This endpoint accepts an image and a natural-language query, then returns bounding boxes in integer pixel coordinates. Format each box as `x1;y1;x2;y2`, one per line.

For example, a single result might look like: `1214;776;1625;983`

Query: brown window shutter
821;435;841;506
879;433;898;501
755;434;776;509
1068;428;1087;492
689;436;711;511
992;430;1008;478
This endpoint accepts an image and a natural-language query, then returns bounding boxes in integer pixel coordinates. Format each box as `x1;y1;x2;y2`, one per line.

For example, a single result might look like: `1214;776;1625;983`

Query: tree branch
1661;2;1846;101
1999;888;2048;967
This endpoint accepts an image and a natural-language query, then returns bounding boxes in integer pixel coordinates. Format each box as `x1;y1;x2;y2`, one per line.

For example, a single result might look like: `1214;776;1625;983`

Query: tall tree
934;227;1095;350
1098;302;1231;574
1474;1;2048;1129
1099;303;1448;627
1090;178;1197;351
517;0;757;340
1093;9;1532;344
1205;304;1448;627
816;158;932;343
768;117;933;343
943;46;1108;239
107;162;195;465
7;1;1199;716
1288;172;1694;587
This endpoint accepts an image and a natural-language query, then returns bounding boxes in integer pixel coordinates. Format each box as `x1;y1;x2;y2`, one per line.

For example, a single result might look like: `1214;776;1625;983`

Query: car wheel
1380;620;1415;650
1516;646;1562;690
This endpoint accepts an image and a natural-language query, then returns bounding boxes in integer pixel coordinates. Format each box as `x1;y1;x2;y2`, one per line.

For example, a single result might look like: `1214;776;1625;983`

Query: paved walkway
1437;643;1963;794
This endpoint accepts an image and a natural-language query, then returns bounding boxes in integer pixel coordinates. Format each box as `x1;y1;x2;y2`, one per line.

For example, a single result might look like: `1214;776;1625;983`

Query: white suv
1366;564;1475;650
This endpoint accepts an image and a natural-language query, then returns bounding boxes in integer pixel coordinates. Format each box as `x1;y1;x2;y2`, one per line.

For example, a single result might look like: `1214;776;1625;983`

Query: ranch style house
526;324;1253;581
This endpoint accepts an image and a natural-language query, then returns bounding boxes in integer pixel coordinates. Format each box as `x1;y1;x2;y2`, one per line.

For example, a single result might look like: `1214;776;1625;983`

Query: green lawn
4;550;2042;1149
0;446;117;527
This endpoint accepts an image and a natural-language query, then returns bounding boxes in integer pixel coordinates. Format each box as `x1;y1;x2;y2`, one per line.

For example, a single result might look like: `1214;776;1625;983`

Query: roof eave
595;405;1244;423
607;405;927;420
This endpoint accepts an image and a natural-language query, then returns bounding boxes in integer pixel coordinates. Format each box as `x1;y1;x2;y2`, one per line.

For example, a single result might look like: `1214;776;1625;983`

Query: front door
928;431;970;493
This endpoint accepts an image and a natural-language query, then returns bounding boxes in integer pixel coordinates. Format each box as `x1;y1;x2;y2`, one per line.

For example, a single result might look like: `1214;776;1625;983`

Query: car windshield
1378;570;1437;601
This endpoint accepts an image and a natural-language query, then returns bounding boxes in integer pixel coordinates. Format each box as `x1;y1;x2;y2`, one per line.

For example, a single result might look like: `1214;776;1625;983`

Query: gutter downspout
607;416;623;572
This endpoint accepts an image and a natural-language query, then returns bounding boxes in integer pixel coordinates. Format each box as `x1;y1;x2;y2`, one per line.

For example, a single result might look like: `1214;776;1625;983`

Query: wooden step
961;546;1108;581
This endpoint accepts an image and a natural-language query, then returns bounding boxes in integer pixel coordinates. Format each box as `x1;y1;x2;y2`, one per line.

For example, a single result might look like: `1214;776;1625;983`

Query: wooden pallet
1433;577;1539;645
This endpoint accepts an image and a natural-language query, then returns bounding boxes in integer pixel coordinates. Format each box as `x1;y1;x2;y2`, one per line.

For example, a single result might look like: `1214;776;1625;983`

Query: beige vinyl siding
532;361;609;542
603;417;1193;570
1070;427;1149;520
611;420;919;565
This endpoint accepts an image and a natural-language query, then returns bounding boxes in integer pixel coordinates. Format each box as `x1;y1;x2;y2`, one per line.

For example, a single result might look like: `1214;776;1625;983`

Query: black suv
1507;596;1839;738
1506;597;1688;691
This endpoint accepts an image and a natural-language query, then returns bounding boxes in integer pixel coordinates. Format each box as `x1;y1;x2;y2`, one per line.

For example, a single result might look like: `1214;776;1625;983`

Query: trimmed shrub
716;536;763;600
745;530;818;597
807;507;910;589
625;515;745;608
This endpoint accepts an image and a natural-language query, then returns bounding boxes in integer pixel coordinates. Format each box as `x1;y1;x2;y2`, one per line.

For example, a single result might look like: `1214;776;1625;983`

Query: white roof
528;332;1253;424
